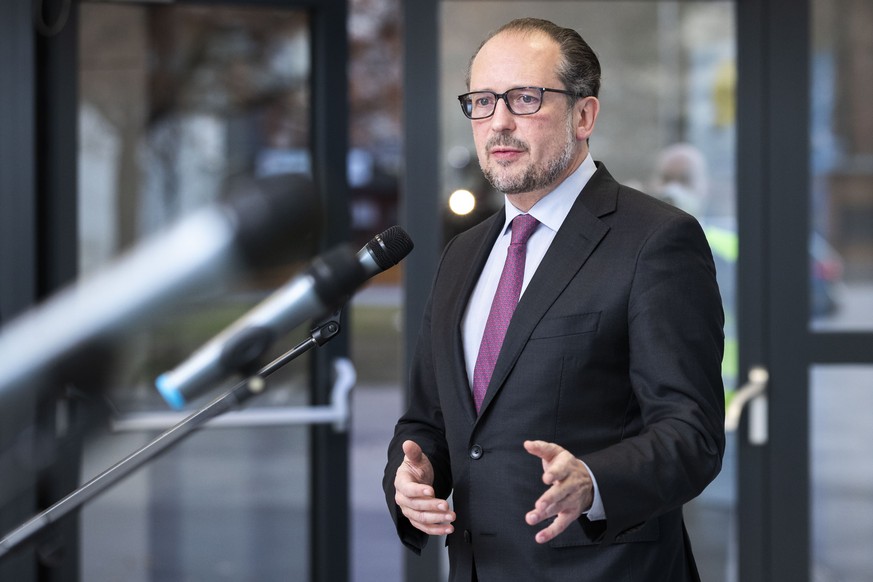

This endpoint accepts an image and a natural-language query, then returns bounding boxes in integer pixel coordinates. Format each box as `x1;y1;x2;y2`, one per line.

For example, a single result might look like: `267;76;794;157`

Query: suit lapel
476;164;618;418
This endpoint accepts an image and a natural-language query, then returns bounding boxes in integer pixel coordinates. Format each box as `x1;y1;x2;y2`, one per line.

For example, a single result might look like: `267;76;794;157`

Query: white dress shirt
461;153;606;521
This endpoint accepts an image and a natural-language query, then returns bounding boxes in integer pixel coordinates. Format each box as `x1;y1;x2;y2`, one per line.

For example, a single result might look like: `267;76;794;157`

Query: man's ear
576;96;600;142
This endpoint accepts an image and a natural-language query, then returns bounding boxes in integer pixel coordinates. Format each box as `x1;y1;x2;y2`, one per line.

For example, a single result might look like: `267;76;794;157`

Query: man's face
469;31;585;206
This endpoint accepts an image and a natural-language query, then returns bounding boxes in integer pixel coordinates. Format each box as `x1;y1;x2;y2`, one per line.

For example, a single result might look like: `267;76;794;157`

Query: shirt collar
501;153;597;235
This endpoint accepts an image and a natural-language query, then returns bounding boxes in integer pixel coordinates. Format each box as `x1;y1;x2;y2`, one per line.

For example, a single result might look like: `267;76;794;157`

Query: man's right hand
394;440;455;536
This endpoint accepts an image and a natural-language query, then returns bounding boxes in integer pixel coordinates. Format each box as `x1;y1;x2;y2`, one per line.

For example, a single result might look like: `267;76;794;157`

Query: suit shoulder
585;164;696;228
618;183;689;218
615;183;704;233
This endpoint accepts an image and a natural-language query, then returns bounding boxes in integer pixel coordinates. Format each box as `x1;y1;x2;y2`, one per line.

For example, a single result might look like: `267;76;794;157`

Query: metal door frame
737;1;873;581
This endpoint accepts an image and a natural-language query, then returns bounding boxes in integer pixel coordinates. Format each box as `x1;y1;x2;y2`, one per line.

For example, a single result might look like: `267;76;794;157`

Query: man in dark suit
384;17;725;581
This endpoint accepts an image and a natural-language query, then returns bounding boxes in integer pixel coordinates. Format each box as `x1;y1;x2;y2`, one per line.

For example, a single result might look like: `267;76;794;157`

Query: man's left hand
523;440;594;544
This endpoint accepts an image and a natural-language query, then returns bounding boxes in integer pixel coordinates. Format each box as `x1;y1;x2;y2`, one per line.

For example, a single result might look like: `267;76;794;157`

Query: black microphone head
366;226;414;270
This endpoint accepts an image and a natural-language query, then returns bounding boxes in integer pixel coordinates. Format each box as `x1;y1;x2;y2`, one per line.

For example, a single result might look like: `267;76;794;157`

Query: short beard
482;114;577;195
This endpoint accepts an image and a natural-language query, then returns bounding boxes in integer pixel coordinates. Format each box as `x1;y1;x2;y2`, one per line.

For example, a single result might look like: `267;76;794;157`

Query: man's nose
488;97;516;131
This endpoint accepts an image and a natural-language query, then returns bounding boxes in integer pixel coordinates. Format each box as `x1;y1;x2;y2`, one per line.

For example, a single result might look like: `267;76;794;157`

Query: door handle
724;366;769;445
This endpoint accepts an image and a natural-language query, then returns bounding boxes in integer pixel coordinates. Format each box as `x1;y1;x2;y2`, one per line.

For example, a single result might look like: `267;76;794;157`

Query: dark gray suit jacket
384;164;725;581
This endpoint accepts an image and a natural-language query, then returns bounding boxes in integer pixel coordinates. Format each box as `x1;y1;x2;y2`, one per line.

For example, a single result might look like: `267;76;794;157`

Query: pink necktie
472;214;540;413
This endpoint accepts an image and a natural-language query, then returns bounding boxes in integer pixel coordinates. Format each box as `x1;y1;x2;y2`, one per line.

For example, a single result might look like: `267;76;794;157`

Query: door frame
736;1;810;580
737;1;873;581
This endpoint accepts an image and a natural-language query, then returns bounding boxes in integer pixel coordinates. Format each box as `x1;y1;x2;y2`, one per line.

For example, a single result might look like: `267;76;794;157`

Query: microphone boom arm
0;312;346;562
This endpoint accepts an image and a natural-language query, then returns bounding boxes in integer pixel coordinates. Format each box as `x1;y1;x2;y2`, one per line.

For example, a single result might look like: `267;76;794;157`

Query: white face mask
656;181;703;217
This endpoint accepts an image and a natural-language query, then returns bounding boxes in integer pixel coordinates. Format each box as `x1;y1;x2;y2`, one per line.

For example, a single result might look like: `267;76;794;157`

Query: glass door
806;0;873;579
76;2;332;579
735;1;873;580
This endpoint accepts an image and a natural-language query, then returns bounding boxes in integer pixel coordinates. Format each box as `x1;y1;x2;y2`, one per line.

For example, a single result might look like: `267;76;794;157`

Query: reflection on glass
77;5;311;579
78;5;315;411
79;5;312;273
811;0;873;329
440;3;736;581
811;366;873;579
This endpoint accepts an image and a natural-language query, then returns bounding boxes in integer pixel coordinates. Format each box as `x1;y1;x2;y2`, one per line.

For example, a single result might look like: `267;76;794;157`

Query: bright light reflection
449;189;475;215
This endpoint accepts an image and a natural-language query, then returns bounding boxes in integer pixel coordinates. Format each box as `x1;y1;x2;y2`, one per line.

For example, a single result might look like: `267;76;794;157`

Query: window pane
78;4;311;578
810;0;873;329
810;366;873;579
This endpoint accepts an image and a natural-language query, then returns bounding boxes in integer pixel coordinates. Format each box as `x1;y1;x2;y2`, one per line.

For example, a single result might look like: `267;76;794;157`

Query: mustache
486;134;528;152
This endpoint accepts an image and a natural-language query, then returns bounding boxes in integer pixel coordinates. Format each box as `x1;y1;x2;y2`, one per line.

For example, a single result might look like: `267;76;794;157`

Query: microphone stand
0;312;343;561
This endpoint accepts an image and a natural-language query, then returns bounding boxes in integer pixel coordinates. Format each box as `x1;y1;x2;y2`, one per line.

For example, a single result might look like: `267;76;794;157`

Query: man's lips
489;147;524;160
486;135;528;163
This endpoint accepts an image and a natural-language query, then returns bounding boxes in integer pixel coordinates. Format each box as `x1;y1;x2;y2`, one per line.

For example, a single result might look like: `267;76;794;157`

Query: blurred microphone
155;226;414;409
0;174;321;401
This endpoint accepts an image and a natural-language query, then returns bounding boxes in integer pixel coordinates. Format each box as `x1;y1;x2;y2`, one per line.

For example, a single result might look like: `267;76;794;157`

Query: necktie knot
510;214;539;246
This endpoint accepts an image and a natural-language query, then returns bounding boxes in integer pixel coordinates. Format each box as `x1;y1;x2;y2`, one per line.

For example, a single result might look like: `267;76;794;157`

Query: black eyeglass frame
457;86;577;119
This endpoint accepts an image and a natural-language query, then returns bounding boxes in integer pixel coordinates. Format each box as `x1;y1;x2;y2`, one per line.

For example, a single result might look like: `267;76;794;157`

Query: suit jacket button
463;530;472;543
469;444;483;459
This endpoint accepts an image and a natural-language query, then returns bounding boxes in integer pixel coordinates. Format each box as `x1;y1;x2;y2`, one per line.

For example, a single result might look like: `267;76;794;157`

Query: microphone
0;174;321;401
155;226;414;409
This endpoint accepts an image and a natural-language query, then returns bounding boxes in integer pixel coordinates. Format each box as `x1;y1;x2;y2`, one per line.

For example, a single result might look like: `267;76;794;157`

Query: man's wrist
579;459;606;521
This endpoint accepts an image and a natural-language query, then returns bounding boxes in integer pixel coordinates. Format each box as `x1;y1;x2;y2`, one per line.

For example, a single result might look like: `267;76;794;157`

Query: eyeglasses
457;86;576;120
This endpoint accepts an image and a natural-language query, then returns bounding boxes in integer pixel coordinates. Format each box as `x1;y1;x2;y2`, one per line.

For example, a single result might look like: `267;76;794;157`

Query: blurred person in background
651;142;738;389
650;142;711;219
